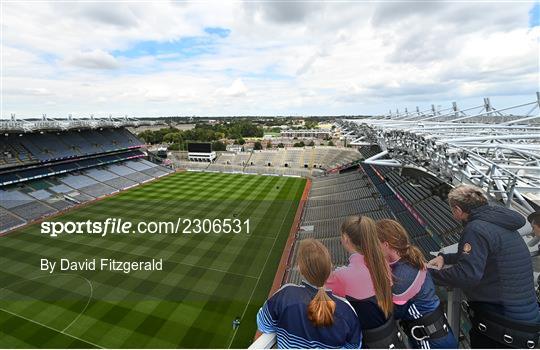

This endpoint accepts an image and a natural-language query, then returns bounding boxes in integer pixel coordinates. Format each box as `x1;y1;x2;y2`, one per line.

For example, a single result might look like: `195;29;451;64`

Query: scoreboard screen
187;142;212;153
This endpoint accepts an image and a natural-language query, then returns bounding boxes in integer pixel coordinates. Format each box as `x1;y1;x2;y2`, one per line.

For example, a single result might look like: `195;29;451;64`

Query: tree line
137;121;264;151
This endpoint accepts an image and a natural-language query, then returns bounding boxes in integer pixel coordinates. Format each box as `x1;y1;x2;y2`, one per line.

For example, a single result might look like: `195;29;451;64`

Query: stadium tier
0;127;147;187
283;158;464;287
358;146;462;252
0;158;174;233
173;146;361;176
2;128;141;165
0;127;173;233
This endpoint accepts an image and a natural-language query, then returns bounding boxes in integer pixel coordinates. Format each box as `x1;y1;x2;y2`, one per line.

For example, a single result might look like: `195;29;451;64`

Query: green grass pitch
0;172;306;348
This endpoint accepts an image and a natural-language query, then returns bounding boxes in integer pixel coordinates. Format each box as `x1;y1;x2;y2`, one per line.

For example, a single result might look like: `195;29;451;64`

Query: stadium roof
341;93;540;213
0;115;162;133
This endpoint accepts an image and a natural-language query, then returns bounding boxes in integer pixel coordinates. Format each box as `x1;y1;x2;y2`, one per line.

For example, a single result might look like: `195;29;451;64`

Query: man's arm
440;252;459;265
431;225;490;288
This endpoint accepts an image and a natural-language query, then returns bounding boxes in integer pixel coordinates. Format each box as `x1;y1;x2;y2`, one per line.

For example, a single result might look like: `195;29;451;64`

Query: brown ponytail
341;216;393;318
376;219;426;270
297;239;336;327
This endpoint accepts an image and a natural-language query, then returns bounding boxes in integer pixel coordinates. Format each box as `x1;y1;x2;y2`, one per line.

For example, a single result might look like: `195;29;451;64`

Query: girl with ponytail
326;215;394;331
256;239;361;349
376;219;457;349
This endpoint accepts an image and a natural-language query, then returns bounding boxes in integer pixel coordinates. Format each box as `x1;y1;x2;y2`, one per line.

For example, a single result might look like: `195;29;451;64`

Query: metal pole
446;288;462;342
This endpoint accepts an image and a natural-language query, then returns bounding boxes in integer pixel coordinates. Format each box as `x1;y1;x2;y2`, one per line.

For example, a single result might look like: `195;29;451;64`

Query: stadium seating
0;207;26;232
85;168;118;182
45;197;74;211
104;177;138;190
285;170;395;284
361;163;460;255
0;140;36;169
358;145;385;159
290;236;348;267
0;158;174;234
123;171;154;183
173;147;361;176
61;174;98;189
9;200;56;221
80;183;117;198
249;150;281;167
2;128;144;165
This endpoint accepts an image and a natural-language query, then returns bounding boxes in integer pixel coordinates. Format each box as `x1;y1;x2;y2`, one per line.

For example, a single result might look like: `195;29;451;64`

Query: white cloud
65;50;120;70
219;79;248;97
1;1;538;117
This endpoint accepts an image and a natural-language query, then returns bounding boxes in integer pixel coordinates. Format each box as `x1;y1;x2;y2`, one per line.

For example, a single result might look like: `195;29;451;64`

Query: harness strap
402;305;450;341
464;302;540;349
363;316;406;349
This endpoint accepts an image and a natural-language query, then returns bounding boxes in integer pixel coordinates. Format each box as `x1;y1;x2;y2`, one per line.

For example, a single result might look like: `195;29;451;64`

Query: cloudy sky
1;1;539;118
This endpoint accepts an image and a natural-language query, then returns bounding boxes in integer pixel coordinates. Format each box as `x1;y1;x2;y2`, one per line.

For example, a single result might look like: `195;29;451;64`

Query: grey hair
448;185;488;213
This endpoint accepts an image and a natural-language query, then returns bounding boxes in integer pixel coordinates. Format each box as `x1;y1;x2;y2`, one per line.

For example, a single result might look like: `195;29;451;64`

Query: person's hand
428;255;444;270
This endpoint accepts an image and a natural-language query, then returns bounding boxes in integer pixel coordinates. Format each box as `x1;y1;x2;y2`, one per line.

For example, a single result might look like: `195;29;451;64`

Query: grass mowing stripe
227;187;294;348
0;172;305;348
175;175;280;346
230;177;306;348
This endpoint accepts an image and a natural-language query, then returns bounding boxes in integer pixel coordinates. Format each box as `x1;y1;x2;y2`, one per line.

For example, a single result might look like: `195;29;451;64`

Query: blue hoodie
432;205;540;322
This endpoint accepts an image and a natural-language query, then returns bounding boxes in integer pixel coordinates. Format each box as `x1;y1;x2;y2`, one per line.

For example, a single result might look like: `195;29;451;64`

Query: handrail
248;333;276;349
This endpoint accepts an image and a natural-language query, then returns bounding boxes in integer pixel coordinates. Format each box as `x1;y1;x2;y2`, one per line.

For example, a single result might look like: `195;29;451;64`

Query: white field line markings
62;276;93;332
0;274;99;346
0;306;103;349
227;199;294;348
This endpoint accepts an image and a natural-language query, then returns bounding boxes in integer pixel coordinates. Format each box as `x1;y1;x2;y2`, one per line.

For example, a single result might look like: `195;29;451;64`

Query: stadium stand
7;128;141;163
103;176;138;190
9;200;57;221
0;207;26;231
172;146;361;176
356;145;462;253
285;169;396;284
0;127;174;234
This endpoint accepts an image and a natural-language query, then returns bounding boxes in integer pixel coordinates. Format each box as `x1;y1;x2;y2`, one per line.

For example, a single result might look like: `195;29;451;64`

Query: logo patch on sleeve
463;243;472;254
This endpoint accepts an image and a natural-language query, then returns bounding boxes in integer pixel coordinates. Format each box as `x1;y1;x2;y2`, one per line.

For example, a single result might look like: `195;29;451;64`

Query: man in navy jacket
428;185;540;348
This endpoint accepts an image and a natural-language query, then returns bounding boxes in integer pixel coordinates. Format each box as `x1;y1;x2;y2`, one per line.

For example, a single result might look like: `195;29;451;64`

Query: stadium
0;94;539;349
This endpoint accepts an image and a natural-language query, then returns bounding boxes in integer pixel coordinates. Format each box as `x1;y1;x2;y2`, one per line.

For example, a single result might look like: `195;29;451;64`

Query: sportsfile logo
41;218;132;237
41;217;251;237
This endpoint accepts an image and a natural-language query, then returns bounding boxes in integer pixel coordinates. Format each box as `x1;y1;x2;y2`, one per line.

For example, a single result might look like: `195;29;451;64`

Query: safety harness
401;304;450;342
362;316;406;349
463;301;540;349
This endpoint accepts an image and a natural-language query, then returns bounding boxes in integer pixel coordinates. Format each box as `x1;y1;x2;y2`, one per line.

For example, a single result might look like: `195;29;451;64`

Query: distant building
280;129;332;139
226;144;243;153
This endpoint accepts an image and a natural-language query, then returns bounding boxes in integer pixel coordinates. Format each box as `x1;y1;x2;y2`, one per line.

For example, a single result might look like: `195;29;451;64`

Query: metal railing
248;332;277;349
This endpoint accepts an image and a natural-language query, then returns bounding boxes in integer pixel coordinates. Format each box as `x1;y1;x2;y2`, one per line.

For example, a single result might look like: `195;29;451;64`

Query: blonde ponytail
308;287;336;327
297;239;336;327
341;216;393;318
